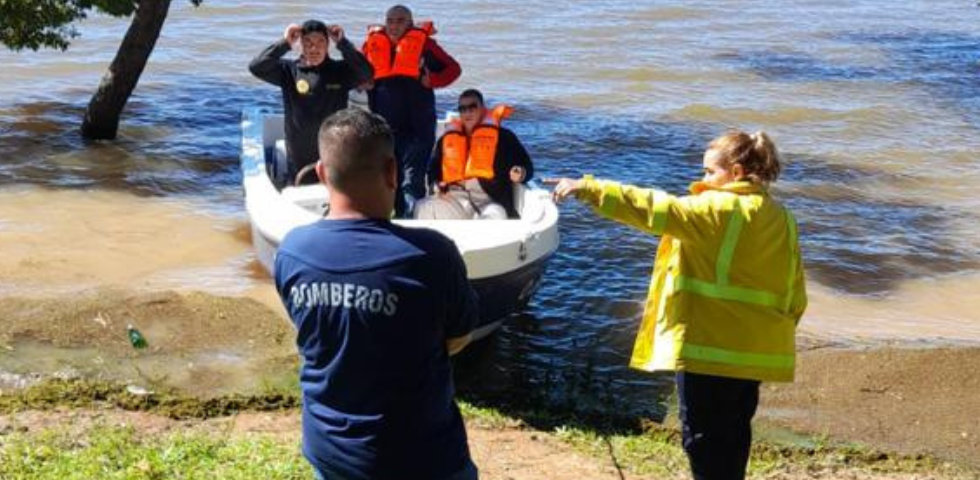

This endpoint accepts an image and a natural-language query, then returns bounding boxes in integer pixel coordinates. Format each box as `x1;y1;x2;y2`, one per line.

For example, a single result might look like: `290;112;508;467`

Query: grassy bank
0;378;299;419
457;401;973;480
0;379;976;479
1;426;310;480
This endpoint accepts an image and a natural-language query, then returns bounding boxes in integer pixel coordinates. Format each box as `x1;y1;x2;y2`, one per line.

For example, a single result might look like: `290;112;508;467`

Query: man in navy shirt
274;108;479;480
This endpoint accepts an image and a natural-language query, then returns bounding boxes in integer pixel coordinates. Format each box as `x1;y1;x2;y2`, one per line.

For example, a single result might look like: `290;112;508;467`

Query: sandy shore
0;289;978;478
761;346;980;468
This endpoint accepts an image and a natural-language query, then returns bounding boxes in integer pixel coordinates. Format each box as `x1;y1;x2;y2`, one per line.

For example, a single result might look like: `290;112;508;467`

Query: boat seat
266;139;290;189
281;183;330;216
275;139;287;166
517;184;547;223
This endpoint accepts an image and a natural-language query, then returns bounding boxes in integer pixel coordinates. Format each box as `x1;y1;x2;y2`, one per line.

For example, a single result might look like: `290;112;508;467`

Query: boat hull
469;253;551;339
241;108;559;340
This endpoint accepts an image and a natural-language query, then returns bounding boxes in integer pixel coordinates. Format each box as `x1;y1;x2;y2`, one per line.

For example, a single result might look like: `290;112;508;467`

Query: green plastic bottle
127;324;148;349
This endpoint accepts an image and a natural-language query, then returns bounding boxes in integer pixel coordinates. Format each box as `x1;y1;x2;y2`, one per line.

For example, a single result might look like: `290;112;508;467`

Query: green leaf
0;0;87;51
0;0;203;51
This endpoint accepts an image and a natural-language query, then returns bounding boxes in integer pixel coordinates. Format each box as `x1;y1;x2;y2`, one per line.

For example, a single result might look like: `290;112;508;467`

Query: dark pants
369;79;436;217
311;458;478;480
393;133;433;217
676;371;760;480
270;146;317;190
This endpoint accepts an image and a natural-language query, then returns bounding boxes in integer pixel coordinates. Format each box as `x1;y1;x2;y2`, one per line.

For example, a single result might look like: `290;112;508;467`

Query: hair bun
708;130;782;184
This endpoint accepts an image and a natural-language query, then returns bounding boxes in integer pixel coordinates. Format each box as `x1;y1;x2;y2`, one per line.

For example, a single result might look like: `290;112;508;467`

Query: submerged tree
0;0;203;140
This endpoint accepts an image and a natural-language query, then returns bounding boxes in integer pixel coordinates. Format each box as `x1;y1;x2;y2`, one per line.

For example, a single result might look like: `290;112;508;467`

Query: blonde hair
707;130;782;185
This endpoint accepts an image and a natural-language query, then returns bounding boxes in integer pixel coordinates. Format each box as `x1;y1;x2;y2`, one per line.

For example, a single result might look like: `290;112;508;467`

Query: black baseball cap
301;20;328;36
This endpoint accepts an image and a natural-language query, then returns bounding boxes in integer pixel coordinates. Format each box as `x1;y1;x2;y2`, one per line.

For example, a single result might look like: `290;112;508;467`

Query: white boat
240;108;560;339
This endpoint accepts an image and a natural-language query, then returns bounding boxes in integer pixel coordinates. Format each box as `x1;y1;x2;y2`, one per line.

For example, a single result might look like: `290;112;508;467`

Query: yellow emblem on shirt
296;79;310;95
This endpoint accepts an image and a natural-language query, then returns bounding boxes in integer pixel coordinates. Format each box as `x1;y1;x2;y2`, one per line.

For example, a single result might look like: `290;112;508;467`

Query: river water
2;0;979;417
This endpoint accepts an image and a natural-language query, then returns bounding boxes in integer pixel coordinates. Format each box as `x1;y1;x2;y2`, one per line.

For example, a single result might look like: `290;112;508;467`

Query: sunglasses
457;102;480;113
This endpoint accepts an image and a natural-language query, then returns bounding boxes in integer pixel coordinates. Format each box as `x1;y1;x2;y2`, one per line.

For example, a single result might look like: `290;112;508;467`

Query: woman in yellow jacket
546;130;806;480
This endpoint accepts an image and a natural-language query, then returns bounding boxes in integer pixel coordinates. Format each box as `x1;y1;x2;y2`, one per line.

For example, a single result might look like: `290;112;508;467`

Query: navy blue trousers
676;371;760;480
311;458;478;480
369;81;436;218
392;131;433;217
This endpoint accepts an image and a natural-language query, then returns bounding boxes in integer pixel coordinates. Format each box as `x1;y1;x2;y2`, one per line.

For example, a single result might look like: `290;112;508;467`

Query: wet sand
0;189;260;298
0;289;978;472
801;279;980;346
762;346;980;468
0;289;295;396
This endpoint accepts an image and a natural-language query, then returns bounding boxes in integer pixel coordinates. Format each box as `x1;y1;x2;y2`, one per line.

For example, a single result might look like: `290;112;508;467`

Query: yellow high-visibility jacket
577;176;807;382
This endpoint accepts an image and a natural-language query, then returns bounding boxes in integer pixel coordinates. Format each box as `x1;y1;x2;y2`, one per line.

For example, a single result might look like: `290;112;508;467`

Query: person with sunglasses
415;89;534;220
361;5;462;218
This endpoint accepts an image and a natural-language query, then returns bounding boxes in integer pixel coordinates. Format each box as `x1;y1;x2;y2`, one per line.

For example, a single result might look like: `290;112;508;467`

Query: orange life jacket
441;105;514;184
362;22;434;80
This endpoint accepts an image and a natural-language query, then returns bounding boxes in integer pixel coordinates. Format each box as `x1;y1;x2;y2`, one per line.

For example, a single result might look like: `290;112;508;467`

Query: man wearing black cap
250;20;373;187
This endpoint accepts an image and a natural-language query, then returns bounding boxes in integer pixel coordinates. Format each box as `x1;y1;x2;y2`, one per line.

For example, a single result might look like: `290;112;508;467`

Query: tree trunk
80;0;172;140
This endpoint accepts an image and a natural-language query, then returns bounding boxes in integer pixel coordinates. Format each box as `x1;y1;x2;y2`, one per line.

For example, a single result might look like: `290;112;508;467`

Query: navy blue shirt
274;218;478;480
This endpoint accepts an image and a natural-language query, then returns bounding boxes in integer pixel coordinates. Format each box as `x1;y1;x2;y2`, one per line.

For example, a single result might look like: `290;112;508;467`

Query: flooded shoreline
3;0;980;414
0;288;295;397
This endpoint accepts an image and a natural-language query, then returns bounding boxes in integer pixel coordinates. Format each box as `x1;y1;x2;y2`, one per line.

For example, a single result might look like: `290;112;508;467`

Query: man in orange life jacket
415;89;534;220
362;5;461;217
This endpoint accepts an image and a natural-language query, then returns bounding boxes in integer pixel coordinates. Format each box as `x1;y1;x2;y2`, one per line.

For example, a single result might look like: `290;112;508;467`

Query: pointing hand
542;177;584;204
